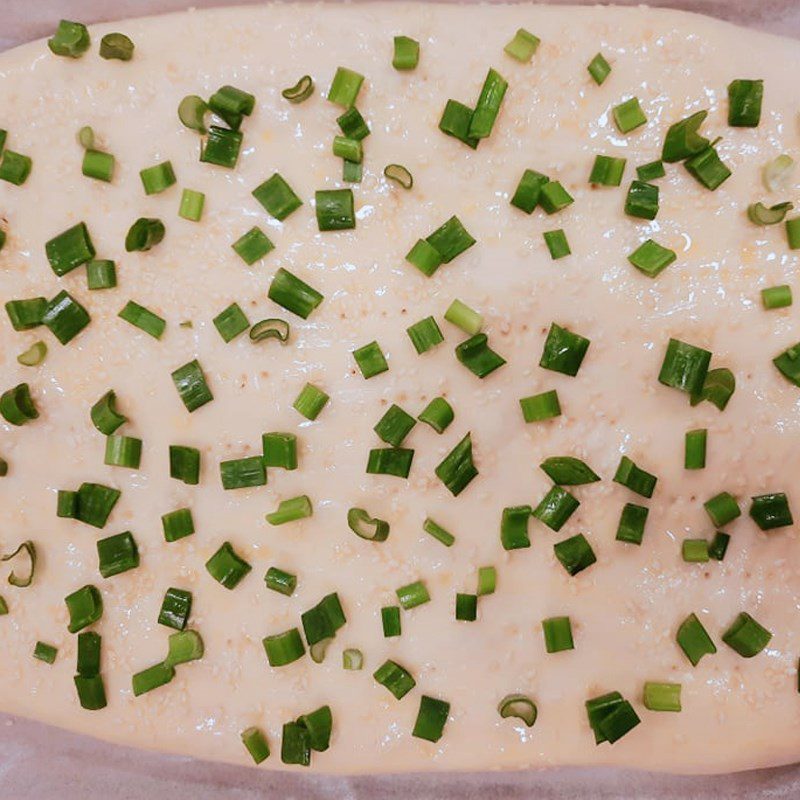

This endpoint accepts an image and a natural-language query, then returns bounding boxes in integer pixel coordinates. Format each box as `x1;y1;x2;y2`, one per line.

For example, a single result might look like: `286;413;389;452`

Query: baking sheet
1;1;799;797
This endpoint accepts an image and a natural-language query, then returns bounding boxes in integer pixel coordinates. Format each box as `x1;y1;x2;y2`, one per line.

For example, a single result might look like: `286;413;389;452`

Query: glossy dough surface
0;2;799;775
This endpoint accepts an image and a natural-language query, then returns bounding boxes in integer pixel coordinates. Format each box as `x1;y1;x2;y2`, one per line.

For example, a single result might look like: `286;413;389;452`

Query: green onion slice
747;201;793;225
250;318;290;343
263;628;306;667
418;397;454;433
643;682;682;712
342;648;363;670
412;696;450;743
721;612;772;657
99;32;134;61
1;541;36;587
540;456;600;485
749;493;793;530
501;505;532;550
690;367;735;411
241;727;270;764
676;612;717;666
763;154;794;192
205;541;252;589
435;433;478;496
498;693;537;726
17;341;47;367
662;110;709;163
0;383;39;426
373;659;416;700
455;333;506;378
282;75;315;103
266;495;313;526
423;517;455;547
48;20;90;58
178;95;209;133
383;164;413;189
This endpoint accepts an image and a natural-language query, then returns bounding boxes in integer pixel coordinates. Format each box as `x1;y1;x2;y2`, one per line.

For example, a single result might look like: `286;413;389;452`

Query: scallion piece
761;284;792;309
200;126;243;169
587;52;611;85
281;722;311;766
544;229;571;260
383;163;413;189
332;136;362;164
16;341;47;368
374;404;415;447
164;629;204;667
0;150;30;185
169;445;200;485
104;434;142;469
347;507;391;541
299;707;333;754
171;360;213;413
418;397;454;433
774;340;800;385
500;505;532;550
252;173;303;221
554;533;597;576
539;181;574;214
532;487;579;532
498;694;537;726
690;367;735;411
74;674;106;710
209;85;255;129
0;383;38;426
539;323;590;376
132;661;175;697
205;541;251;589
510;169;549;213
86;259;117;290
68;482;121;529
366;447;414;478
390;34;420;70
282;75;314;103
423;517;455;547
624;180;659;220
140;161;176;195
786;217;800;250
45;222;95;276
342;648;363;670
658;338;711;395
5;298;46;331
709;531;731;561
613;97;647;133
704;491;740;527
118;300;166;339
542;616;574;653
301;593;346;654
99;31;134;60
241;727;270;764
685;142;731;191
585;691;624;744
220;456;266;490
343;159;363;183
125;218;165;252
0;597;7;615
643;682;681;713
727;79;763;127
412;696;450;743
327;67;364;108
1;541;36;587
249;319;289;346
33;641;58;665
407;316;444;354
57;491;78;519
353;341;389;379
616;502;648;545
381;605;401;637
722;612;772;657
682;538;709;563
676;613;716;666
178;189;205;222
265;567;297;597
455;593;478;622
78;126;95;149
425;216;476;263
263;628;306;666
178;95;209;133
747;201;793;225
213;302;249;343
504;28;539;62
455;333;506;378
439;99;479;150
589;155;626;187
315;189;356;231
373;659;416;699
48;20;90;58
76;631;101;677
520;390;561;422
158;588;192;630
435;433;478;496
96;531;139;578
468;68;508;140
763;154;795;192
162;508;195;542
232;225;275;265
266;495;313;526
82;149;115;182
540;456;600;485
293;383;329;421
636;160;665;181
613;455;657;498
268;268;323;319
337;107;370;140
262;432;297;470
477;566;496;596
405;238;443;276
444;299;482;335
42;290;91;345
65;584;103;633
662;110;709;162
749;493;793;530
396;580;430;610
684;428;707;470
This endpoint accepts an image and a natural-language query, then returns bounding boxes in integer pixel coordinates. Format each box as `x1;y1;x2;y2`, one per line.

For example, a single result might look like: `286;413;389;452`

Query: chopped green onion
179;189;205;222
280;722;311;766
636;160;665;181
263;628;305;666
444;299;482;335
0;597;7;615
468;68;508;139
662;110;709;162
405;238;443;276
104;434;142;469
231;226;274;265
614;455;657;498
585;691;623;744
241;727;270;764
749;493;793;530
5;297;46;331
57;491;78;518
301;593;345;651
99;32;134;60
498;694;537;726
439;99;479;150
533;487;578;532
540;456;599;485
315;189;355;231
213;302;249;343
252;173;303;221
615;502;649;545
353;340;389;379
425;216;476;263
140;161;176;195
337;107;370;140
66;482;121;529
477;566;496;596
266;495;312;526
520;390;561;422
158;588;192;630
682;538;710;563
0;383;38;426
75;675;107;710
265;567;297;597
374;404;415;446
125;218;165;252
171;360;213;412
332;135;362;164
17;341;47;367
42;290;91;345
327;67;364;108
342;159;362;183
262;432;297;470
220;456;266;490
658;338;711;396
299;708;332;753
500;505;532;550
709;531;731;561
676;613;716;666
504;28;540;62
539;181;574;214
162;508;195;542
761;284;792;309
342;648;363;670
763;154;794;192
613;97;647;133
76;631;101;677
747;201;793;225
786;217;800;249
293;383;329;420
200;126;243;169
543;229;571;260
727;79;763;127
396;580;430;610
45;222;95;276
624;180;659;220
774;340;800;385
539;323;590;377
132;661;175;697
587;52;611;85
282;75;314;103
691;367;735;411
119;300;166;339
435;432;477;496
392;35;420;69
178;95;209;133
65;584;103;633
553;533;597;577
590;694;641;744
33;641;58;665
209;85;254;129
381;605;401;637
1;541;36;587
423;517;455;547
589;155;626;187
455;333;506;378
205;542;251;589
169;445;200;485
685;142;731;191
378;165;413;194
269;268;324;319
722;612;772;657
542;616;574;653
643;682;681;713
97;531;139;578
165;629;204;666
407;316;444;354
455;593;478;622
48;20;90;58
412;696;450;743
249;319;289;346
86;259;117;290
0;150;32;185
704;491;740;527
78;125;94;150
685;428;707;469
82;149;115;182
418;397;454;433
510;169;549;214
366;447;414;478
373;659;416;699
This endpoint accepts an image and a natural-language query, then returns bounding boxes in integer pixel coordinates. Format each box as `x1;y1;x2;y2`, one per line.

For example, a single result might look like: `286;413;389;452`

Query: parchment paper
1;2;799;797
